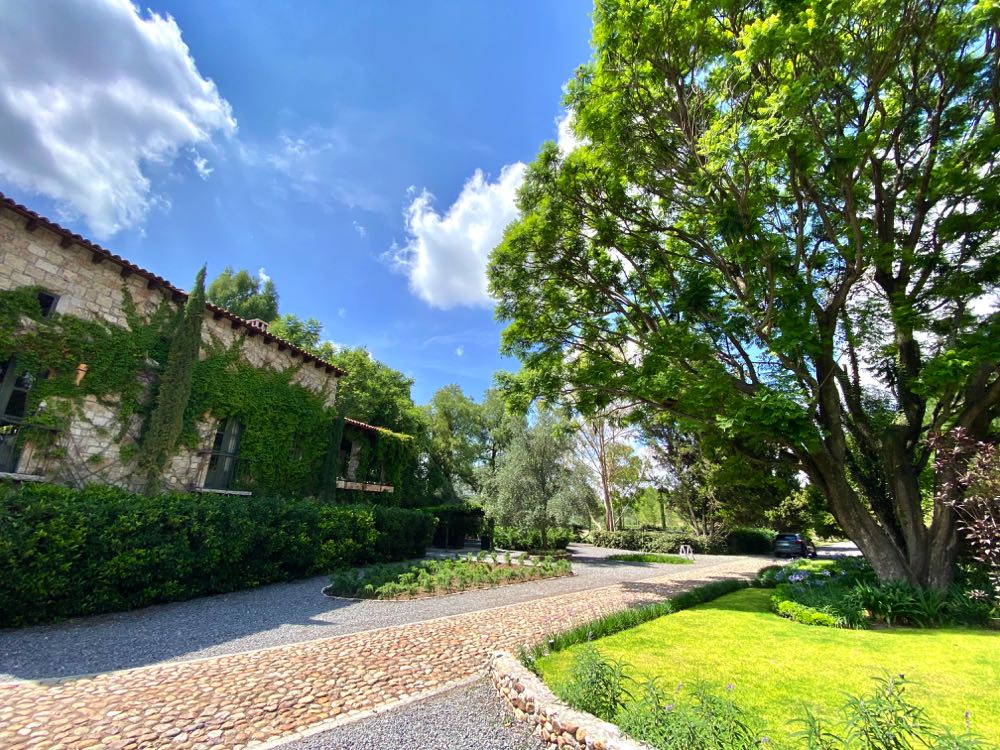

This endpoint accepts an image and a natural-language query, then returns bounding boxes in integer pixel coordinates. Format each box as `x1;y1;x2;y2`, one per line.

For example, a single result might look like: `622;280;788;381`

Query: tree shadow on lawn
0;574;366;682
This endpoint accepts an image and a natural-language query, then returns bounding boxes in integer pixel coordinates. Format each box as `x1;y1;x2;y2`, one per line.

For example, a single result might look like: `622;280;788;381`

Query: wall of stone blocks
0;205;340;488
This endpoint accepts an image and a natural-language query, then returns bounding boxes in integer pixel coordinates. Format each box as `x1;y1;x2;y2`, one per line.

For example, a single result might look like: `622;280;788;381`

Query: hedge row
421;502;484;548
587;527;777;556
493;526;572;551
587;529;721;554
0;482;436;626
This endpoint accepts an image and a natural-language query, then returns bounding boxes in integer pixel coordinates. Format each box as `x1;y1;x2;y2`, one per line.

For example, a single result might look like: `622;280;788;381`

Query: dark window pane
37;292;58;318
3;390;27;419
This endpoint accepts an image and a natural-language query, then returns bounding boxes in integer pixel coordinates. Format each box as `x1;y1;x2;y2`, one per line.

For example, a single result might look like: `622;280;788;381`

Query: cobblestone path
0;557;767;750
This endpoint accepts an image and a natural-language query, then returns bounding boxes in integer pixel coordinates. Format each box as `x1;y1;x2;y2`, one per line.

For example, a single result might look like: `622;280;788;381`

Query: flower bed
324;553;572;599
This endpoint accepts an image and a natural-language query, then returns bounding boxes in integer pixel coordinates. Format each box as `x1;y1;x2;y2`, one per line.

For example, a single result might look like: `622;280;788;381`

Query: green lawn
537;588;1000;744
608;553;692;565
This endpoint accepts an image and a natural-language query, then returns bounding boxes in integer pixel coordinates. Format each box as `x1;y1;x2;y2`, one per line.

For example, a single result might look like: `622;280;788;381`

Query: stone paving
0;557;767;750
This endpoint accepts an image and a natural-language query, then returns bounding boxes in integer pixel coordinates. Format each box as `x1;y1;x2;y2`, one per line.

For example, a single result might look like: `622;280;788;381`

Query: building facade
0;192;393;496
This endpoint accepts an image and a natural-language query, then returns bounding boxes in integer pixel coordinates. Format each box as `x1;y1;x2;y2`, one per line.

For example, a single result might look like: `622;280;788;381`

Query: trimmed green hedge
588;529;721;555
422;502;484;548
493;526;572;551
0;482;436;626
725;527;776;554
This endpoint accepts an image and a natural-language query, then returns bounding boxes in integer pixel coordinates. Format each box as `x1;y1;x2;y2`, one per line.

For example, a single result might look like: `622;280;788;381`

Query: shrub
493;525;572;551
769;557;992;629
422;502;484;547
724;527;775;555
326;555;571;599
773;598;842;627
794;674;990;750
589;529;721;555
370;505;436;562
618;680;767;750
0;482;436;626
553;646;630;722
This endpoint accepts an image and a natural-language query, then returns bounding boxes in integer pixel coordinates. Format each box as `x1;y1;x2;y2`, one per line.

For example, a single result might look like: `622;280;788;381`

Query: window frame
203;418;244;491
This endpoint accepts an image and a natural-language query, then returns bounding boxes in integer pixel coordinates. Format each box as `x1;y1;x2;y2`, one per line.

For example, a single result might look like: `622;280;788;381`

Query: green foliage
608;553;692;565
421;502;485;547
326;554;571;599
793;675;991;750
725;527;776;555
774;599;843;628
493;525;572;551
489;0;1000;587
770;558;991;629
589;529;721;555
205;266;279;322
140;267;206;491
0;285;178;445
0;481;435;626
484;406;598;549
555;646;630;722
619;681;768;750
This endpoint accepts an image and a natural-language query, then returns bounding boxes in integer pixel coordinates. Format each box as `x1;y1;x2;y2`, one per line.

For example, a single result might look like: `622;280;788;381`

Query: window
203;418;243;490
338;437;353;480
36;291;58;318
0;291;56;473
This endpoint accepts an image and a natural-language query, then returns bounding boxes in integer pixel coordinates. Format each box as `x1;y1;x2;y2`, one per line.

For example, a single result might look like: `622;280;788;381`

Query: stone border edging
489;651;653;750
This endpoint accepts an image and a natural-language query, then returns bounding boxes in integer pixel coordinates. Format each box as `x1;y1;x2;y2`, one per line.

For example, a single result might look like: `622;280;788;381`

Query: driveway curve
1;544;749;681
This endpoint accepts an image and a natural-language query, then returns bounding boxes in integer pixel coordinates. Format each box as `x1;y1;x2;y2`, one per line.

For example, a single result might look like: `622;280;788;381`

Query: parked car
773;532;817;558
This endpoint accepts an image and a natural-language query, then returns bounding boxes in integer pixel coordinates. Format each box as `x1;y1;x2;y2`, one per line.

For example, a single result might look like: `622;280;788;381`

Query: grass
536;588;1000;745
608;553;692;565
326;553;571;599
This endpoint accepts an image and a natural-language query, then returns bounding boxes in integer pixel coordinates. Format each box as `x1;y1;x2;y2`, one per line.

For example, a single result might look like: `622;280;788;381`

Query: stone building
0;191;394;496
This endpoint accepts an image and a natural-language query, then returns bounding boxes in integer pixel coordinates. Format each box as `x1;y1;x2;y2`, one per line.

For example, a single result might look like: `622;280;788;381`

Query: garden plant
325;553;571;599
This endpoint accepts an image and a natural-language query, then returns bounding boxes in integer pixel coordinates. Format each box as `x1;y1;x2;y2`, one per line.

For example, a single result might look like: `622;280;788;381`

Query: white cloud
0;0;235;237
192;153;213;180
556;109;585;156
353;220;368;239
390;162;526;309
239;125;388;213
455;346;464;357
338;307;346;319
257;267;271;284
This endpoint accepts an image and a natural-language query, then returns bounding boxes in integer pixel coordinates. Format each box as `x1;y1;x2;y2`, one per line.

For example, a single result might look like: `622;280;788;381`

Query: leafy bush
422;502;484;547
326;553;571;599
371;505;436;561
794;674;990;750
774;599;842;627
493;525;572;551
769;558;991;629
589;529;721;555
554;646;630;721
552;650;989;750
0;482;436;626
724;527;776;555
619;680;767;750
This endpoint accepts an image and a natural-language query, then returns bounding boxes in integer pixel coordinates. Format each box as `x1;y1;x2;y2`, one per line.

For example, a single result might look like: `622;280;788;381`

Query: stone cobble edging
0;558;768;750
490;652;651;750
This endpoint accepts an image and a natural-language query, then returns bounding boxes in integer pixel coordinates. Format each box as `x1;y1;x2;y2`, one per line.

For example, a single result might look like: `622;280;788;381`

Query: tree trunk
804;450;959;589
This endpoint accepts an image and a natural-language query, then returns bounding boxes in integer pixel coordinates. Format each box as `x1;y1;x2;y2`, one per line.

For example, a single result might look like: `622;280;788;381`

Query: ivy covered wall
0;285;412;498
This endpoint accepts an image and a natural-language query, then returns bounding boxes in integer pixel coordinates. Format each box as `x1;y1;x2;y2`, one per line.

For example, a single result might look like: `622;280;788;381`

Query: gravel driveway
273;678;542;750
0;544;762;680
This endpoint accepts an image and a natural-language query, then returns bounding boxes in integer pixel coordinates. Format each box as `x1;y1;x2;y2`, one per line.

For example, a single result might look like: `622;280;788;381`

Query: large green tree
206;267;279;322
484;406;597;548
490;0;1000;587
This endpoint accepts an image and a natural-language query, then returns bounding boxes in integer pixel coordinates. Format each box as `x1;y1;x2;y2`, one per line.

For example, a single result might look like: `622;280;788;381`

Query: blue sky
0;0;593;404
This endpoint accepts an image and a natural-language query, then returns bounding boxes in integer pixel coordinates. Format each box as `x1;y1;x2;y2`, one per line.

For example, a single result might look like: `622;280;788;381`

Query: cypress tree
141;266;207;492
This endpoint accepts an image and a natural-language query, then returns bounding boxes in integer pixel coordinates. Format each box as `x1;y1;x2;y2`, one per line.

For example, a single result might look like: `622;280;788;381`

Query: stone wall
0;204;340;489
489;652;653;750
